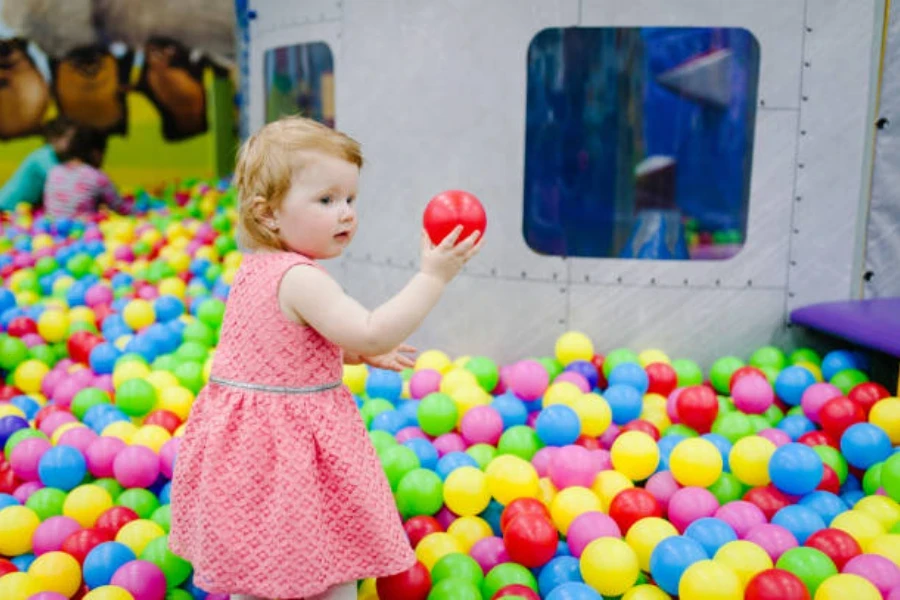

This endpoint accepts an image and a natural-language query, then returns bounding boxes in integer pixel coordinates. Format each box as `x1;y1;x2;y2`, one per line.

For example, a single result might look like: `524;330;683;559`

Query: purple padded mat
790;297;900;358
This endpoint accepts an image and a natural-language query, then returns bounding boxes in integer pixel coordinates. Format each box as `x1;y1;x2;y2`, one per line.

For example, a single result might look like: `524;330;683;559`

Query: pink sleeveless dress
169;251;416;598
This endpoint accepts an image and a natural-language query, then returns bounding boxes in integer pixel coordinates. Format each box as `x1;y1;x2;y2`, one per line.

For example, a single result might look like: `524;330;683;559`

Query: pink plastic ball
40;368;68;398
50;377;88;411
114;246;134;261
21;333;43;348
599;424;620;449
409;370;442;400
395;427;428;444
70;368;95;386
85;436;126;478
85;285;114;307
495;365;512;395
113;445;160;489
668;487;720;532
13;480;44;503
843;554;900;597
554;372;591;393
460;406;504;446
715;500;767;539
32;515;82;556
743;523;798;561
10;437;52;481
39;410;78;436
92;374;115;394
83;228;103;242
757;428;791;447
645;471;682;512
435;506;458;529
432;433;466;457
469;536;511;573
667;388;685;423
800;383;843;424
566;512;622;557
57;427;99;454
111;560;168;600
137;286;159;301
158;437;181;480
548;446;597;489
508;360;549;401
589;449;612;472
531;447;558;478
731;374;774;415
525;412;539;429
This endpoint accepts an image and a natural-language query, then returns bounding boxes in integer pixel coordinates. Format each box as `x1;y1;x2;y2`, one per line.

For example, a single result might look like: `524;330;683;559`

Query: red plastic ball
92;304;115;328
95;506;140;537
493;584;541;600
144;410;182;434
646;362;678;397
609;488;663;534
500;498;552;534
0;385;20;402
849;382;891;417
0;558;17;577
503;514;558;568
7;316;38;337
68;331;102;365
818;396;865;440
575;435;602;450
591;355;608;389
403;516;443;549
744;486;794;521
375;560;431;600
0;460;22;494
730;366;769;391
798;431;837;449
423;190;486;246
61;527;113;563
816;464;841;494
744;568;810;600
804;528;862;570
675;385;719;434
620;419;660;441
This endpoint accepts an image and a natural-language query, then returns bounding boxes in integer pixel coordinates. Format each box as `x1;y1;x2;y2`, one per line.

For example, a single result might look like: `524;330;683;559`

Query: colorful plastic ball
849;382;891;417
83;542;138;589
580;537;639;596
508;360;549;401
460;406;504;446
564;511;620;558
113;445;160;489
375;560;430;600
37;445;86;491
604;385;643;425
0;571;42;600
609;488;662;534
545;582;602;600
743;568;811;600
417;393;458;437
668;487;720;533
775;367;817;406
503;512;558;567
775;547;837;597
555;332;594;367
768;443;823;496
550;487;602;535
0;505;40;555
27;550;82;597
62;527;113;564
610;431;659;482
678;559;743;600
684;517;738;558
732;374;775;415
819;396;866;439
32;515;82;556
485;455;540;506
110;559;166;600
10;436;51;481
842;553;900;597
741;523;797;562
443;466;490;516
648;534;707;595
840;422;892;470
535;405;581;447
675;386;719;434
626;517;679;572
669;438;723;487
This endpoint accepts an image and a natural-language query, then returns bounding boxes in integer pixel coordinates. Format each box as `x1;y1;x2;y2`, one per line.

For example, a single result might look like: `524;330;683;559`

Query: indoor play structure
0;0;898;599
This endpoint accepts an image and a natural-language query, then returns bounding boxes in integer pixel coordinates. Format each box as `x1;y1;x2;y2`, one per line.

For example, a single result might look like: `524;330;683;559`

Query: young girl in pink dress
168;116;483;600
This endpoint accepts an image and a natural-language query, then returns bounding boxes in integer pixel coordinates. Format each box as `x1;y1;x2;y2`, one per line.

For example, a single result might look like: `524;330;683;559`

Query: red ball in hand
423;190;486;245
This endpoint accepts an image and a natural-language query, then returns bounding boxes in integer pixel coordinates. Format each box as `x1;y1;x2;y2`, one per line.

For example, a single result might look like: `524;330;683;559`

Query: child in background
42;126;131;218
0;117;76;211
169;116;483;600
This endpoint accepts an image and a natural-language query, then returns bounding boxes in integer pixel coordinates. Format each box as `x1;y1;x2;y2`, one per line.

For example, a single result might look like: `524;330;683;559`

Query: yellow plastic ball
116;519;166;556
158;385;195;421
796;361;824;382
440;369;479;396
581;537;640;596
678;560;742;600
167;252;191;274
0;506;40;555
854;496;900;532
550;486;602;535
358;578;379;600
122;299;156;331
592;470;634;512
32;234;54;250
452;355;471;369
869;397;900;444
51;422;85;445
0;572;41;600
224;251;243;270
611;431;660;481
146;370;180;393
414;532;464;571
158;277;187;299
28;550;82;597
729;436;776;487
573;393;612;437
37;309;69;343
131;425;171;452
639;349;671;367
543;382;583;409
641;405;672;433
831;510;886;551
0;404;26;419
113;361;151;388
626;517;678;572
713;540;773;587
485;455;540;506
101;421;138;443
868;533;900;567
16;290;39;306
622;585;671;600
194;246;219;262
447;515;492;552
538;477;559;506
415;349;452;374
173;423;187;437
814;573;881;600
452;385;492;424
443;466;491;516
64;484;114;528
69;306;96;324
13;359;50;394
669;438;724;488
555;331;595;366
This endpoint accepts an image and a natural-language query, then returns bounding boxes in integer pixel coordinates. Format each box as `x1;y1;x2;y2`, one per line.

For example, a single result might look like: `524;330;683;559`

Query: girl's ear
250;196;279;231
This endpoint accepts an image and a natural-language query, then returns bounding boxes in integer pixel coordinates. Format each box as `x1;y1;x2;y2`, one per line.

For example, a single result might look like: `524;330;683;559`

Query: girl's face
271;151;359;259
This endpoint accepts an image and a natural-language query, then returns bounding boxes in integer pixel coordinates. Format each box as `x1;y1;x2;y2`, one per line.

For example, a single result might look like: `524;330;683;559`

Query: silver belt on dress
208;375;343;395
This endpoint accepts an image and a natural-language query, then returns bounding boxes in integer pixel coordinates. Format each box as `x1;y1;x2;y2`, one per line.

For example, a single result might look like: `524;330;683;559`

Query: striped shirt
43;163;129;218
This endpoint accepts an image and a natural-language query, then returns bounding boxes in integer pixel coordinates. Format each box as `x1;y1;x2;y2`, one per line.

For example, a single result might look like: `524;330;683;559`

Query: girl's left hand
361;344;417;371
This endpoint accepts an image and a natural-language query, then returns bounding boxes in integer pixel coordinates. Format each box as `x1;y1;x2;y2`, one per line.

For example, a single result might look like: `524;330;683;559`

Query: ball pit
1;183;900;599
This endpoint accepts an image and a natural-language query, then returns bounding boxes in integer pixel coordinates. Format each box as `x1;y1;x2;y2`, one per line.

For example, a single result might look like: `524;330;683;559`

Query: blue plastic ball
774;366;817;406
607;362;649;394
538;556;584;597
768;443;824;496
649;535;709;595
535;404;581;446
82;542;137;589
771;504;826;544
603;384;643;425
366;369;403;402
684;517;738;557
840;422;892;470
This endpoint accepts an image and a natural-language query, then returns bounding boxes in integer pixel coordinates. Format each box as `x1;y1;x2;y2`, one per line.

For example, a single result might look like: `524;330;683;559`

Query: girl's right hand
420;225;484;283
